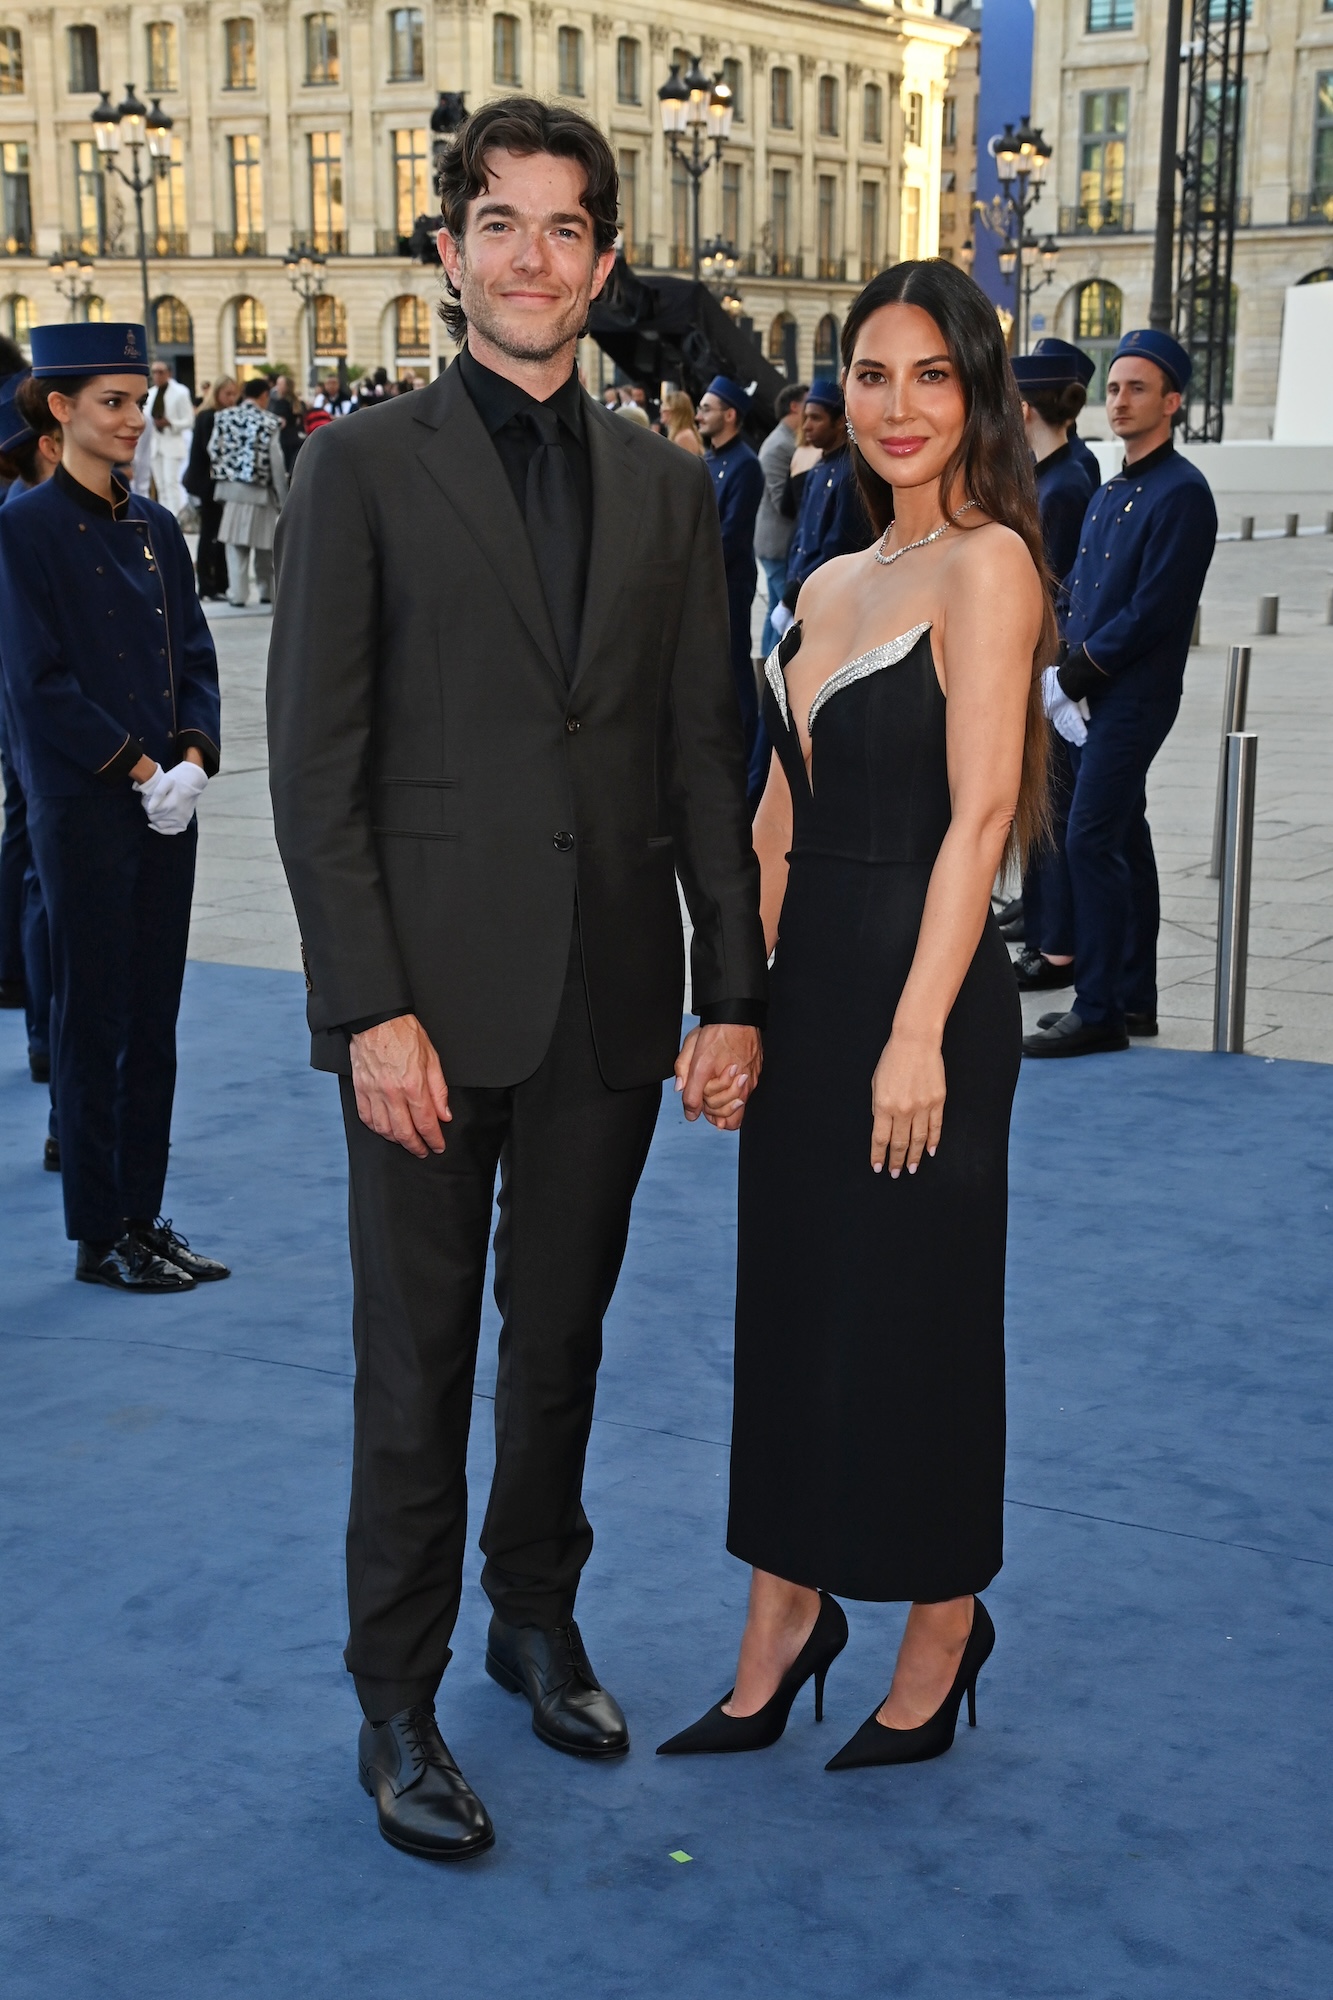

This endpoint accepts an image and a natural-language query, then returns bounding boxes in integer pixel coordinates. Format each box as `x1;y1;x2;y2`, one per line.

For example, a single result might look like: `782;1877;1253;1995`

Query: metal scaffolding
1173;0;1248;440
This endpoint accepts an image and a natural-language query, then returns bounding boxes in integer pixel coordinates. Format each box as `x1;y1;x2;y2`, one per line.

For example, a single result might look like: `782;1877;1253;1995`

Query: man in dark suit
267;97;767;1862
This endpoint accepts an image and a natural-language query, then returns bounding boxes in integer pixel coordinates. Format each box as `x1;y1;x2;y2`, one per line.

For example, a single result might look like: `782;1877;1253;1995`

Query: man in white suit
146;359;194;518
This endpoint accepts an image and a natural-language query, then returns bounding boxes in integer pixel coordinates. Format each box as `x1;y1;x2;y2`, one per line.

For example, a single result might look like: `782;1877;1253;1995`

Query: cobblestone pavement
186;506;1333;1062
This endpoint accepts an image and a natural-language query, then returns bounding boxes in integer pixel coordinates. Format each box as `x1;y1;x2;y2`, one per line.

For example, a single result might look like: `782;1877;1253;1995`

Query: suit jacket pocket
372;777;461;841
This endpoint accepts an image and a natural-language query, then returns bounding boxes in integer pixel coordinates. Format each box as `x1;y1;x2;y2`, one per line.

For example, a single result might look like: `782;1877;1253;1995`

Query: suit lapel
571;398;647;692
412;366;564;686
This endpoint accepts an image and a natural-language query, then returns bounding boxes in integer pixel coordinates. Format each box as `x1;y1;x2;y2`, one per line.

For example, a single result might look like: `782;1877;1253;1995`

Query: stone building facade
1032;0;1333;436
0;0;970;390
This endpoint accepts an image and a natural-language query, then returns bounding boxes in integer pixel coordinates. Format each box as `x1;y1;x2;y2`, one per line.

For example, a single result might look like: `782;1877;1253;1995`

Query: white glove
1040;663;1089;749
134;759;209;835
770;600;795;639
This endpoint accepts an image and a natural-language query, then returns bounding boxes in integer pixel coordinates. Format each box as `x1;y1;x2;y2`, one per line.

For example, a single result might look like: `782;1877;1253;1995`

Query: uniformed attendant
1023;328;1217;1058
697;373;767;805
1027;337;1101;492
778;378;873;618
0;322;231;1286
1009;342;1100;996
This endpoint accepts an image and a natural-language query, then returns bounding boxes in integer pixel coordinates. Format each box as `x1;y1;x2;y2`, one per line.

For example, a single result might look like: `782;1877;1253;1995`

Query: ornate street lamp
284;243;328;387
657;57;734;282
975;114;1054;352
90;83;173;339
49;250;97;321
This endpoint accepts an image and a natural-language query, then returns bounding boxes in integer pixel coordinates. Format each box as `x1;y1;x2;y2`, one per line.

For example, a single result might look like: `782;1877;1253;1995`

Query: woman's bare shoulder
948;516;1037;583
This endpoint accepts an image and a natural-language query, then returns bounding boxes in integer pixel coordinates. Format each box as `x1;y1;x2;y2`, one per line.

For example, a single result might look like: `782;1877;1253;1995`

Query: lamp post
49;250;97;321
657;57;734;281
91;84;173;341
283;244;328;389
975;115;1053;352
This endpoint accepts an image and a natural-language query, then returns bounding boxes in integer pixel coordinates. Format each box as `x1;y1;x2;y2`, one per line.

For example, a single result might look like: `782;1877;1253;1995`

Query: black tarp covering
587;259;787;435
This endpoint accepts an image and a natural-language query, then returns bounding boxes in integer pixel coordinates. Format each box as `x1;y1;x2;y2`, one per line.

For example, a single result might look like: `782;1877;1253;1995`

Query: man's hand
349;1014;451;1158
674;1024;763;1132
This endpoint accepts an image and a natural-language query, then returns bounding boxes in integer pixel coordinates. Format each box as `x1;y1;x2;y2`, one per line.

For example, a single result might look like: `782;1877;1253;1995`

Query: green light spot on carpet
669;1850;692;1864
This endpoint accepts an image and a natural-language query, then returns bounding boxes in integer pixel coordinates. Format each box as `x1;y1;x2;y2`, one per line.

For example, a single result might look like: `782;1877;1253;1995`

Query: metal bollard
1257;594;1278;635
1239;515;1254;540
1213;732;1258;1054
1327;587;1333;624
1208;645;1251;878
1285;512;1299;537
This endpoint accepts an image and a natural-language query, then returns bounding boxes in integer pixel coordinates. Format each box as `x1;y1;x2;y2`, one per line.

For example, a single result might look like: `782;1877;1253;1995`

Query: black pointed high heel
656;1590;848;1755
825;1597;994;1772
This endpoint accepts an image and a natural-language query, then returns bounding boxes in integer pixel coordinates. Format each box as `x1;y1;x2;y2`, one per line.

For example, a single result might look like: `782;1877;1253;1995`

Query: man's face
1106;357;1180;441
696;392;737;443
802;401;839;451
322;375;339;397
151;362;169;387
438;148;616;366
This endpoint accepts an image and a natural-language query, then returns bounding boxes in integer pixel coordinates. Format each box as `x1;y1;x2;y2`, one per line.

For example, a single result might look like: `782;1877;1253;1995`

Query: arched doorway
1073;279;1123;399
152;294;195;392
813;312;840;376
2;293;32;351
389;293;431;374
232;294;269;369
768;310;798;382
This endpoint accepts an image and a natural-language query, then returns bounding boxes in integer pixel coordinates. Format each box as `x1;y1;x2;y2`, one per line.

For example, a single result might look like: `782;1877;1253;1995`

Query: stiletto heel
825;1597;994;1772
657;1591;848;1755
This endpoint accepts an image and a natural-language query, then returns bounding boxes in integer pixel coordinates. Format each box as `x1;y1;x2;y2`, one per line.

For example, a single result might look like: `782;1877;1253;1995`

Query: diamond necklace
873;499;979;568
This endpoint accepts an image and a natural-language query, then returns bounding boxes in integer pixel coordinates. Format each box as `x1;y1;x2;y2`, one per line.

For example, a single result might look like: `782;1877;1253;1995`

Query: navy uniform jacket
1035;440;1097;585
705;434;764;589
1061;440;1216;694
784;444;873;603
1067;429;1101;494
0;464;220;797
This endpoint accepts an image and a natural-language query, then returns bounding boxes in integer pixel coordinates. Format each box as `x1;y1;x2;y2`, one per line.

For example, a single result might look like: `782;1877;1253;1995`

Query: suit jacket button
553;830;574;852
565;716;580;733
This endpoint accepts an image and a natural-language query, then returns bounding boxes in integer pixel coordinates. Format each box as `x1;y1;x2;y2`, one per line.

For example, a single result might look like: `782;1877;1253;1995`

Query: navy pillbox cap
1112;328;1192;394
1012;337;1096;391
704;373;753;414
0;368;34;455
30;321;151;379
805;377;844;414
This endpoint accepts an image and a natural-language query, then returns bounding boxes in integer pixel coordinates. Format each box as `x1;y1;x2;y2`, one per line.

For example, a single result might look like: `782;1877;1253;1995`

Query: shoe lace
550;1623;597;1693
154;1216;189;1249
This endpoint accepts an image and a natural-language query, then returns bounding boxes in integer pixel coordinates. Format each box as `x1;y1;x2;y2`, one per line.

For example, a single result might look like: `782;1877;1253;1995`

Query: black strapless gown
727;621;1020;1603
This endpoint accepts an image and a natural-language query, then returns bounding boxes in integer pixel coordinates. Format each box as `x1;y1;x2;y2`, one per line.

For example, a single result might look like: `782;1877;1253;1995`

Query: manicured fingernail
736;1073;748;1085
927;1145;935;1157
907;1163;917;1175
872;1162;882;1174
889;1167;900;1180
674;1076;684;1091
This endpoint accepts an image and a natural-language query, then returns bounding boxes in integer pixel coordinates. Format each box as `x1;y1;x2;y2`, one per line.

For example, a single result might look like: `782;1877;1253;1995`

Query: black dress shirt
456;346;593;556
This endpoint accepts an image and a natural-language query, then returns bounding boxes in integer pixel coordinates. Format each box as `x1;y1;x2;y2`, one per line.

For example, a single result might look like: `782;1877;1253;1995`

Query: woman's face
216;379;240;408
844;302;967;496
47;374;147;466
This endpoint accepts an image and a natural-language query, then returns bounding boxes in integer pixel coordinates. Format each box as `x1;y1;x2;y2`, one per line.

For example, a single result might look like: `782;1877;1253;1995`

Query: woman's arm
870;527;1042;1177
752;747;793;957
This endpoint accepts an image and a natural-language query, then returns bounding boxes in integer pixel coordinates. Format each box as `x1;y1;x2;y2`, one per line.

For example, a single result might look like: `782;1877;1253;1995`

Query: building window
617;147;639;258
308;131;345;252
1086;0;1133;29
392;128;430;244
150;135;188;253
1079;89;1129;229
68;23;100;94
146;21;178;93
235;296;268;354
671;156;689;268
767;309;796;378
1315;75;1333;195
818;76;838;138
3;293;33;347
901;183;921;258
0;28;22;96
722;160;741;247
229;132;264;248
389;8;424;80
493;13;520;86
814;313;838;373
1075;277;1123;395
905;91;924;147
224;18;257;89
722;58;743;122
771;166;793;273
616;37;640;104
305;12;340;85
82;293;105;322
72;139;106;253
1;141;31;253
154;296;192;347
770;66;792;130
313;292;347;354
395;294;431;355
942;96;957;148
557;26;583;96
859;180;880;274
863;82;882;144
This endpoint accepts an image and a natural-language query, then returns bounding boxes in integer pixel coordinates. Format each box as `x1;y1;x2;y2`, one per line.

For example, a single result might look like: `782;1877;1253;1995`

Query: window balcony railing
149;229;190;256
669;241;692;271
1058;199;1133;235
815;254;845;281
1290;191;1333;225
215;229;267;256
622;240;653;266
1;228;34;256
376;227;412;256
310;230;347;254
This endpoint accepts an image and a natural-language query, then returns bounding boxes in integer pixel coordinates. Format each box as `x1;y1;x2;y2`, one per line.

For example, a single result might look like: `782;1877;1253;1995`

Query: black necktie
524;405;584;682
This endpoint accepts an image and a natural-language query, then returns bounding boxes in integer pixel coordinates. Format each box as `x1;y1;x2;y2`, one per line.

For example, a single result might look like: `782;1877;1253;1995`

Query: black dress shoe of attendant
358;1706;495;1862
486;1617;629;1758
129;1217;231;1282
1013;949;1076;992
28;1049;50;1083
75;1236;196;1292
1022;1010;1129;1059
994;895;1023;937
43;1136;60;1173
1126;1012;1159;1037
657;1590;849;1755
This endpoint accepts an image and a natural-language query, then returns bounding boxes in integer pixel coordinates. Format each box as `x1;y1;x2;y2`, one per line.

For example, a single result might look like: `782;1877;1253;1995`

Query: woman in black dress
661;262;1051;1770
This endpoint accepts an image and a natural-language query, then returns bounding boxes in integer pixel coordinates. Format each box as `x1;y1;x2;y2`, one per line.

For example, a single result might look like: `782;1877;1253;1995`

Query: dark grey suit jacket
266;363;766;1089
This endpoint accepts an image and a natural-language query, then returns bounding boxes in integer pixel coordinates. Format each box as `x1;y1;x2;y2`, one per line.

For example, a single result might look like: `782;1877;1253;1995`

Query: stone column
845;62;863;280
262;0;293;255
798;52;816;276
592;14;613;136
343;0;376;257
648;24;668;262
26;8;60;260
182;2;216;253
749;43;768;279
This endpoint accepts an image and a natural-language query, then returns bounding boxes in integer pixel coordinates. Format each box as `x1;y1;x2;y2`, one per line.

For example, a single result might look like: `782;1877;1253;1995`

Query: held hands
349;1014;451;1158
134;759;209;835
674;1024;763;1132
870;1029;945;1178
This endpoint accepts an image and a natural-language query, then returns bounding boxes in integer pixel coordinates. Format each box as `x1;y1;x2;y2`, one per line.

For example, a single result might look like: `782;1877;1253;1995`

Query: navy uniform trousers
28;791;196;1242
0;736;53;1066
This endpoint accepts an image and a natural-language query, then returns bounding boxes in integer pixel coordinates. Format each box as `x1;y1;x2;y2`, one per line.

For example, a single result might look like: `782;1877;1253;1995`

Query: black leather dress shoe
43;1136;60;1173
994;895;1023;937
75;1236;196;1291
129;1218;231;1282
0;978;24;1008
28;1049;50;1083
358;1706;494;1862
486;1617;629;1758
1013;949;1076;992
1126;1012;1159;1037
1022;1010;1129;1059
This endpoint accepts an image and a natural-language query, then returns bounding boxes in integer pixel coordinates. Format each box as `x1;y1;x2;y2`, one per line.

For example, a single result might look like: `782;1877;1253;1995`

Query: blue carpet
1;963;1330;1999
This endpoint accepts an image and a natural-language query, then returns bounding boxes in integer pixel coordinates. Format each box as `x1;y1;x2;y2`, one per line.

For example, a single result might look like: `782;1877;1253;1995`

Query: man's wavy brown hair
435;96;620;345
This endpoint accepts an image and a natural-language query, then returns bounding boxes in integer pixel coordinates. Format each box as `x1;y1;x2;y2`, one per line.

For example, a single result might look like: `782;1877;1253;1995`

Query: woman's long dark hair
841;261;1052;864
